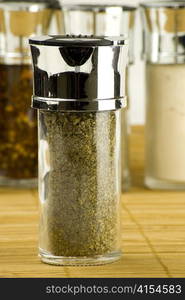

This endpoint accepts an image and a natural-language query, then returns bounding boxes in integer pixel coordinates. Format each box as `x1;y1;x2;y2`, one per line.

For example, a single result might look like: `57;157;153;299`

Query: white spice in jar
146;63;185;183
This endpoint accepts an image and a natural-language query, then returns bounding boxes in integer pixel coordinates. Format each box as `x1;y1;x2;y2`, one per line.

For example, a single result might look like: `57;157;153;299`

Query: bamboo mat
0;126;185;278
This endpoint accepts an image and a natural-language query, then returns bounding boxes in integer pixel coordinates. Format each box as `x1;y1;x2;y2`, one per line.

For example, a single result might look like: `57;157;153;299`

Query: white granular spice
146;64;185;182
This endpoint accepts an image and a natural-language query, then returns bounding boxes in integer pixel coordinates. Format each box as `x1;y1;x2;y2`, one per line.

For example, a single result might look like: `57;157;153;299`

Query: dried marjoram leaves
39;110;121;257
0;64;37;180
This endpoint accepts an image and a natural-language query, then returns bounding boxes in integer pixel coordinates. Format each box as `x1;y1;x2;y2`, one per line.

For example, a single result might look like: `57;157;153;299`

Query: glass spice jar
0;1;55;187
141;1;185;190
29;35;128;265
62;4;137;191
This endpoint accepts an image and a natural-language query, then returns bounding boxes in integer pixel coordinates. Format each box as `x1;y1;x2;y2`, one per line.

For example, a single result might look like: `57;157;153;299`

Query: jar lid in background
140;1;185;64
0;0;60;9
0;0;58;64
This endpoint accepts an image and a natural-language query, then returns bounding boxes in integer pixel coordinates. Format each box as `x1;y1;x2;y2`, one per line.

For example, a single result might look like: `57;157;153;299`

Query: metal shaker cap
29;35;128;112
0;1;53;64
140;1;185;64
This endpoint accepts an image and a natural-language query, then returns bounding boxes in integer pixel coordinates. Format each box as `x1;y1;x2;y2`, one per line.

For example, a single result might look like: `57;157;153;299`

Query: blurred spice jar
0;0;60;187
62;4;137;192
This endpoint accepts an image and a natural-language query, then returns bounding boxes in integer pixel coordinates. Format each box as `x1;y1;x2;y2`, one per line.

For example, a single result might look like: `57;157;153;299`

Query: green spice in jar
39;110;121;257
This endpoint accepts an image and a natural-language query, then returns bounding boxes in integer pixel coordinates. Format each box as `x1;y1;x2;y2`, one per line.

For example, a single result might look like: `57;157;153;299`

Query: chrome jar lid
29;35;128;112
0;1;56;64
140;1;185;64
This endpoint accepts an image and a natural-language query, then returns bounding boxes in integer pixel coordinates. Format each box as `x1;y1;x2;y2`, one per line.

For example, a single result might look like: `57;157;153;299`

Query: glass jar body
145;63;185;190
38;109;122;265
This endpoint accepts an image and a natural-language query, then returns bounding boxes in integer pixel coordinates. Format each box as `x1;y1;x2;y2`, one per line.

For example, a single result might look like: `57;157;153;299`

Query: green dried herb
39;110;120;257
